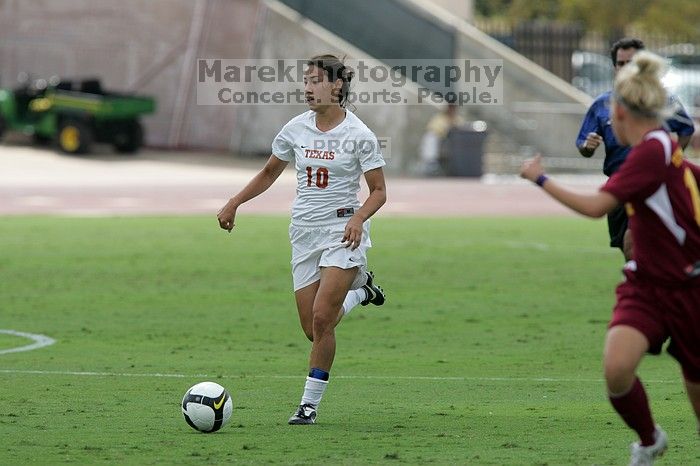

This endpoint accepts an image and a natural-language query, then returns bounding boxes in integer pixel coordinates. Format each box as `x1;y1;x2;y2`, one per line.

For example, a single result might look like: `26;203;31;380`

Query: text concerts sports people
576;38;695;260
522;51;700;465
217;55;387;425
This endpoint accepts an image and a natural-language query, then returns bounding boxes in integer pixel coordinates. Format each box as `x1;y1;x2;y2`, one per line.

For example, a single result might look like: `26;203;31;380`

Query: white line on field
0;330;56;355
0;368;678;384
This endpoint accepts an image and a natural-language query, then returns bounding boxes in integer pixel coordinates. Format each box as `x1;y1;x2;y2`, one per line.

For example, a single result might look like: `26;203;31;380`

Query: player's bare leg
684;379;700;436
289;266;356;425
295;281;320;341
309;266;357;371
296;272;385;339
622;229;634;261
604;325;667;463
604;325;648;394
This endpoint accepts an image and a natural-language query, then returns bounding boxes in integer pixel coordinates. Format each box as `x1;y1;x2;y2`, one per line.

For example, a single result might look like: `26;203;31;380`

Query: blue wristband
535;174;548;187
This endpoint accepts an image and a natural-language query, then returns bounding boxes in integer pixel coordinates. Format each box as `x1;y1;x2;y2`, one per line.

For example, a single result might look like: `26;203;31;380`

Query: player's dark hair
306;54;354;107
610;38;645;65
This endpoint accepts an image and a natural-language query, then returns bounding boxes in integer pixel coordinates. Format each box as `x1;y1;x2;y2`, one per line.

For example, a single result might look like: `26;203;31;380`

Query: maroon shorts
610;270;700;382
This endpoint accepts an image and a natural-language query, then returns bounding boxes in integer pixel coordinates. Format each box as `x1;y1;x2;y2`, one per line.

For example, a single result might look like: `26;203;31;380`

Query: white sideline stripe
0;330;56;355
0;368;677;384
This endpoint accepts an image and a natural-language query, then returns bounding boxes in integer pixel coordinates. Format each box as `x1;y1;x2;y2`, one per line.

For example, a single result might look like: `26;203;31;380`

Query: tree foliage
475;0;700;41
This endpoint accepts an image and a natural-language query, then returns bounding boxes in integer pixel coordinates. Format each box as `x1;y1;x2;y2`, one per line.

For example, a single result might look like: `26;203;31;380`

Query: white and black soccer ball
181;381;233;433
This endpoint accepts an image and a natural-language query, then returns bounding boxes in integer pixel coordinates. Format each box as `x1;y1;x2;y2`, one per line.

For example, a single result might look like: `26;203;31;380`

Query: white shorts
289;221;371;291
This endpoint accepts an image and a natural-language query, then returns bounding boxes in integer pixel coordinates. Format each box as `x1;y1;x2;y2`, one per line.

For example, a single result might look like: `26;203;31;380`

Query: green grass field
0;216;697;465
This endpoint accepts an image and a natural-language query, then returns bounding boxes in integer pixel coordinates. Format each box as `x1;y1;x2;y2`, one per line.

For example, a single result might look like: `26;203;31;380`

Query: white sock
342;289;367;316
300;376;329;407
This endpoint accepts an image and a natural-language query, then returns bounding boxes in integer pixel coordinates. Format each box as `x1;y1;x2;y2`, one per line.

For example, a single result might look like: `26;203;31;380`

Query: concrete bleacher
246;0;599;173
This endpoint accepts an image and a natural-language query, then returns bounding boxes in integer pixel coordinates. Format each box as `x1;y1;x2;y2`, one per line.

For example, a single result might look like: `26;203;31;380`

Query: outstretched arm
217;155;289;231
521;155;619;218
342;167;386;249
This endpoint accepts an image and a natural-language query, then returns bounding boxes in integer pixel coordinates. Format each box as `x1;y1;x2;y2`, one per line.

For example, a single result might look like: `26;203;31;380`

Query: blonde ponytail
613;51;667;120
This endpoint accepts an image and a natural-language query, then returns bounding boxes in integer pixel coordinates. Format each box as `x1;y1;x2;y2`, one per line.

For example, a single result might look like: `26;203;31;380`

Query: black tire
113;120;143;154
56;120;93;154
32;133;52;146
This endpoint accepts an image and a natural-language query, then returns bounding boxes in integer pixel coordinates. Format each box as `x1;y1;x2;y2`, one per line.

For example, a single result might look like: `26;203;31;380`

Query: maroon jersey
601;129;700;284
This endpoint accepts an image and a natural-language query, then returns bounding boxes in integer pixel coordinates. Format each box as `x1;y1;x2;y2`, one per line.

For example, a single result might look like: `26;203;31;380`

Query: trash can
440;121;488;177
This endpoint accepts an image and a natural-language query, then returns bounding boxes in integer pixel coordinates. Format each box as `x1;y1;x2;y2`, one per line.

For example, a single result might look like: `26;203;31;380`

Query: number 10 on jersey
306;167;329;189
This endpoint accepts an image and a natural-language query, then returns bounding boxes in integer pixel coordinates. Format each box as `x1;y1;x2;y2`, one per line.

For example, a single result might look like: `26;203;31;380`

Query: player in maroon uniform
521;51;700;465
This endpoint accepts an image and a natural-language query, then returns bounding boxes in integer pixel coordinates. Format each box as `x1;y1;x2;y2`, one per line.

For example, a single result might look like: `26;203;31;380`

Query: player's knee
604;358;636;393
311;307;335;335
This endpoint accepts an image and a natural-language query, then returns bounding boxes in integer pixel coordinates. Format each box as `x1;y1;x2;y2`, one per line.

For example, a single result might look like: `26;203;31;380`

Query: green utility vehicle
0;77;155;154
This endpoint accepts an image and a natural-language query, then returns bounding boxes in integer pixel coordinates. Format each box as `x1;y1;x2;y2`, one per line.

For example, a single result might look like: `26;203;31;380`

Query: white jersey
271;110;385;226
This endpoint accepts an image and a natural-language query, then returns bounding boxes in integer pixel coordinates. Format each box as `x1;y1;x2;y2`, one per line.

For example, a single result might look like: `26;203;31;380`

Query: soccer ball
181;381;233;433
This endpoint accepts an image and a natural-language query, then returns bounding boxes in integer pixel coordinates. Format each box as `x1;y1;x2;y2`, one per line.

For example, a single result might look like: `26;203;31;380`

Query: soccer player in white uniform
217;55;387;424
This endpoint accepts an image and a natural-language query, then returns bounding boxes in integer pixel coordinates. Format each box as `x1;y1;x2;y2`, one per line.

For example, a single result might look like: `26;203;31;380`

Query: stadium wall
0;0;260;149
0;0;598;173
